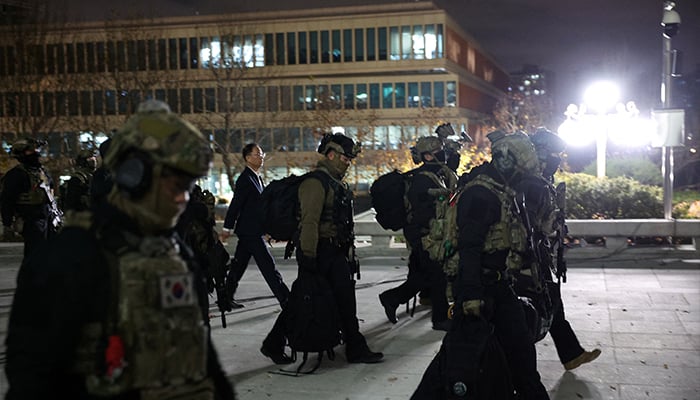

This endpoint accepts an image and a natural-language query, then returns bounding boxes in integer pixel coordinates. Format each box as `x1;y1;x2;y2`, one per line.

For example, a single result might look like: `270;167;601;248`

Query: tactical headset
114;151;154;199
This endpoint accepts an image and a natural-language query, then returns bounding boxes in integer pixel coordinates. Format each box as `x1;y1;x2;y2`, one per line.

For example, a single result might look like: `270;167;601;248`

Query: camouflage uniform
5;100;236;400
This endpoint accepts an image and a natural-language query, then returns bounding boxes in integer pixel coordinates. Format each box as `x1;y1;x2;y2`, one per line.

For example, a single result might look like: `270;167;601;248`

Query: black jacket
4;202;236;400
223;167;264;236
404;162;449;245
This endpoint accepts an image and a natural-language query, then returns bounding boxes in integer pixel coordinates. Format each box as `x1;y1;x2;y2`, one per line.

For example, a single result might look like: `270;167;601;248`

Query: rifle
514;192;545;294
554;182;568;283
208;238;232;328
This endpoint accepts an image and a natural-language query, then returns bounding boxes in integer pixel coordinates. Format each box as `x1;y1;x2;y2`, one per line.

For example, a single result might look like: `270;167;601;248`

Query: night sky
61;0;699;116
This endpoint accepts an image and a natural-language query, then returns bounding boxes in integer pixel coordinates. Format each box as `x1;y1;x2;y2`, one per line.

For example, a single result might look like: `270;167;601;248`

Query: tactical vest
315;170;354;247
14;164;50;207
71;219;213;400
464;174;527;271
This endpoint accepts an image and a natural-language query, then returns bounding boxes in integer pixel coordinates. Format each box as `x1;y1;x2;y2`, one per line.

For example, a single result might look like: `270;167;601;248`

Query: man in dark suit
222;143;290;308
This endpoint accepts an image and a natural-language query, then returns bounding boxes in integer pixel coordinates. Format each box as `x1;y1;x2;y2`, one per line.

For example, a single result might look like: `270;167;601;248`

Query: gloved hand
462;300;484;317
462;298;493;320
297;254;318;273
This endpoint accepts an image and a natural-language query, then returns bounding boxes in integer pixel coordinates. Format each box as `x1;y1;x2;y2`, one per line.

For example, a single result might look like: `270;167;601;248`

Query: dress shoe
378;292;398;324
230;299;245;309
260;346;295;365
432;320;451;331
347;348;384;364
564;348;601;370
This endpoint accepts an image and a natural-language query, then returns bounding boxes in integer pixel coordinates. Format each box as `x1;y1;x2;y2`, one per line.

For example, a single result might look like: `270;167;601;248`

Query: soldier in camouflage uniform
4;100;236;400
378;135;457;331
1;138;62;256
519;128;600;370
261;133;383;365
63;149;98;212
447;131;549;399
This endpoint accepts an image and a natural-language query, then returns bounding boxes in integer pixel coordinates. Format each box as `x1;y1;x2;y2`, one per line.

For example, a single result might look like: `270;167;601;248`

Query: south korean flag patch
160;273;196;308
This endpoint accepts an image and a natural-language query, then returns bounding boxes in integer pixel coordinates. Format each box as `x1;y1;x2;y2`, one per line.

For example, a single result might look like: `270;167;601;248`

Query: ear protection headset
114;151;153;199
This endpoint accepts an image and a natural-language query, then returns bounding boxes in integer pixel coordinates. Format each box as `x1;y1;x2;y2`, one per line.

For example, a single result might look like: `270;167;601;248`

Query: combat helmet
10;138;44;159
105;99;213;180
488;130;539;180
530;128;566;162
317;133;361;159
414;136;443;155
75;149;97;168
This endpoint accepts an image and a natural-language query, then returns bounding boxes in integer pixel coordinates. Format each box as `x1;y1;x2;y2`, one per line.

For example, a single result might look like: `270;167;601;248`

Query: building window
378;27;387;61
267;86;278;112
367;28;376;61
434;81;444;107
412;25;424;60
127;41;137;71
167;89;178;112
343;84;354;109
255;86;266;112
421;81;432;107
85;43;95;73
298;32;307;64
158;39;167;70
0;47;6;76
179;38;188;70
369;83;379;109
76;43;86;73
180;88;191;113
287;32;296;65
332;30;341;62
264;34;274;66
189;38;198;69
193;88;203;112
446;81;456;106
395;82;405;108
168;39;177;70
389;26;399;60
42;92;54;117
321;30;329;63
309;31;318;64
275;33;285;66
105;90;117;115
425;25;436;59
66;43;75;74
255;34;266;67
90;90;101;115
147;40;157;70
343;29;352;62
437;24;444;58
354;28;364;62
288;127;301;151
293;85;303;111
280;85;291;111
356;84;367;109
408;82;419;107
382;83;393;109
302;127;316;151
80;91;91;116
401;26;411;59
205;88;215;112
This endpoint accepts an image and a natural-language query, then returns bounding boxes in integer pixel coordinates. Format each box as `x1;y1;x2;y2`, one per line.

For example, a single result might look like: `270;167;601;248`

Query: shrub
581;156;662;186
558;173;663;219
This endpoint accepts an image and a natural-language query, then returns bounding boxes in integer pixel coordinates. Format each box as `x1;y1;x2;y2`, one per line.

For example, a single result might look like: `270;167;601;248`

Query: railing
217;211;700;264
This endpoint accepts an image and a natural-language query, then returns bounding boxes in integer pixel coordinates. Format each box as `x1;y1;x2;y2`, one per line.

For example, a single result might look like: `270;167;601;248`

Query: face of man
327;150;352;177
153;170;196;227
245;145;265;171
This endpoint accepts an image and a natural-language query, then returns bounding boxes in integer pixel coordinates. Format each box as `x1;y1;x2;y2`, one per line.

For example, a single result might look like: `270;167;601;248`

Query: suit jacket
223;166;264;236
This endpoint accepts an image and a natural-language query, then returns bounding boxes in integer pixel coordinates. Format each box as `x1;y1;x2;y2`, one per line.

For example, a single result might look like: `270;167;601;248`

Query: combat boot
378;291;399;324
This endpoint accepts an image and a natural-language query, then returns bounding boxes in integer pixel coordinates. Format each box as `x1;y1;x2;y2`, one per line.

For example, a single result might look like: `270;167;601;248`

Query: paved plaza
0;243;699;399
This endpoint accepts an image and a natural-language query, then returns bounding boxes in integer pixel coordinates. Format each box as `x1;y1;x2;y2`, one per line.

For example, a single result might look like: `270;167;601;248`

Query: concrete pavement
0;242;699;399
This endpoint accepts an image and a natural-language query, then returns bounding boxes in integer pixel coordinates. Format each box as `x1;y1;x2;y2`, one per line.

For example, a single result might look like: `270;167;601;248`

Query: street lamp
660;0;681;219
558;82;654;178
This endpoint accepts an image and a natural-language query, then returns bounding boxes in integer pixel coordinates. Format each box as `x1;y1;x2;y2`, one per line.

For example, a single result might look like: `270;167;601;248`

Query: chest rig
72;222;213;399
15;164;51;207
464;174;528;271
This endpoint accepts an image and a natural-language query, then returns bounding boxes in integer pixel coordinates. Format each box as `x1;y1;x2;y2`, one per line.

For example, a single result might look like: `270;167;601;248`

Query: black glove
298;254;318;273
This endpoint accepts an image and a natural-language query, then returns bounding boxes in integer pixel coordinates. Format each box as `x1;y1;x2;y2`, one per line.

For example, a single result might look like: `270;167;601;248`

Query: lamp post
660;1;680;219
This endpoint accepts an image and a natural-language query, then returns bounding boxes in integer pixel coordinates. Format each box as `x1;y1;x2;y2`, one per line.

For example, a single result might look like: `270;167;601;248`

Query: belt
318;237;348;248
482;268;513;284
